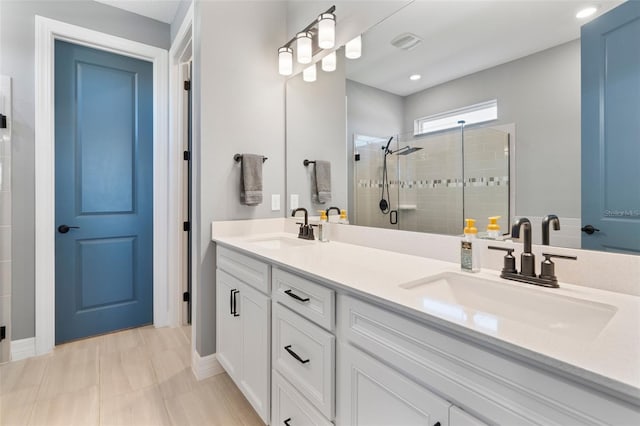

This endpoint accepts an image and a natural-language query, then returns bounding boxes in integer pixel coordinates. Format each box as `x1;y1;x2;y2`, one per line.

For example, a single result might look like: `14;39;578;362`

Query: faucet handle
539;253;577;282
488;246;517;274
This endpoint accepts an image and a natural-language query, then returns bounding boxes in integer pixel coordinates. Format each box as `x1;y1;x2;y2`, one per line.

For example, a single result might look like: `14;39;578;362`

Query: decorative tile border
358;176;509;189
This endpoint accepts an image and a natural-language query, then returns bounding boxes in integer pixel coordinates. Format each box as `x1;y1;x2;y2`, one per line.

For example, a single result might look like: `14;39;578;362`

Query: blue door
581;1;640;254
54;40;153;344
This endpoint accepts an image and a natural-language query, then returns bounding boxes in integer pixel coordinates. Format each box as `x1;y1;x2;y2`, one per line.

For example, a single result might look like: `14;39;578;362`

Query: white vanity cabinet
216;247;271;424
337;294;640;426
338;342;451;426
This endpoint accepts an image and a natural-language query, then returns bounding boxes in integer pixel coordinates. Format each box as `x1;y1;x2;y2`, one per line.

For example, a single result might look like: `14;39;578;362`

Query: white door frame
169;3;194;331
168;4;201;365
34;16;174;355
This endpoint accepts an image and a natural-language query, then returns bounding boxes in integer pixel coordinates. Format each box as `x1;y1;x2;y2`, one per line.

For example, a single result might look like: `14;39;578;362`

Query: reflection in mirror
353;125;510;236
286;0;632;252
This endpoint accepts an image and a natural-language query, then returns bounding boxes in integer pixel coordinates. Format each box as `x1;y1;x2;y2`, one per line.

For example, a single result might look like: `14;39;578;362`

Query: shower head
394;146;423;156
382;136;394;155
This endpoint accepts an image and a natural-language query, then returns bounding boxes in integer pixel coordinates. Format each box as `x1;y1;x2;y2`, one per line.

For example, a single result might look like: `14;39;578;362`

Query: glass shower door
353;134;400;230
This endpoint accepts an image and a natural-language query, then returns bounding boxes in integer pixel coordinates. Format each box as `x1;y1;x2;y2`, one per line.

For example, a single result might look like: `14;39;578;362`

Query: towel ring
234;154;267;163
303;159;316;166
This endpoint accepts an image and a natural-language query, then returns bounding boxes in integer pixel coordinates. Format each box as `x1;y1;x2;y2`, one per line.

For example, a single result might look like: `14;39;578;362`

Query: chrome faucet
292;208;314;240
541;214;560;246
511;217;535;277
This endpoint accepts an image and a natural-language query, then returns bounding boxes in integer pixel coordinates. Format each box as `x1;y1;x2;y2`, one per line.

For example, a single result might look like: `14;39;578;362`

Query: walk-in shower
379;137;423;215
353;123;510;235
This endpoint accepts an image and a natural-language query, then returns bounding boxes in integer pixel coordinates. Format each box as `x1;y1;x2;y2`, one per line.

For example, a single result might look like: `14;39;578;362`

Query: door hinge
183;150;191;161
183;292;190;302
183;221;191;232
184;80;191;91
0;326;6;341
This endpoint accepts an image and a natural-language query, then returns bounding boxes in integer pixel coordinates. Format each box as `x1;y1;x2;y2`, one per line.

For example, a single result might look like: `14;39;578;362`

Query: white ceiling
346;0;625;96
94;0;182;24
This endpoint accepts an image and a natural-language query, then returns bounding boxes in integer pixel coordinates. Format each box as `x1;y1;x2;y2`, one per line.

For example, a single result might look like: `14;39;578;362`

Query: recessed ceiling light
576;7;598;19
409;74;421;81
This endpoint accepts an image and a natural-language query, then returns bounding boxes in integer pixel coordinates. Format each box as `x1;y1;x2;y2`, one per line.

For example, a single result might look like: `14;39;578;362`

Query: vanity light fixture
345;35;362;59
322;51;337;72
276;5;338;76
296;31;313;64
303;63;317;82
409;74;421;81
576;6;597;18
278;47;293;76
318;12;336;49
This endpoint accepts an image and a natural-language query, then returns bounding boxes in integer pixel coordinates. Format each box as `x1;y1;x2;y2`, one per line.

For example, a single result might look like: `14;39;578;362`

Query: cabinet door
216;269;241;380
337;343;450;426
238;281;271;424
450;407;487;426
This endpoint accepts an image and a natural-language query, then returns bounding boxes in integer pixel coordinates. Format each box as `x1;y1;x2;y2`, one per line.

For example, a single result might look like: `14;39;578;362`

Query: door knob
58;225;80;234
581;225;600;235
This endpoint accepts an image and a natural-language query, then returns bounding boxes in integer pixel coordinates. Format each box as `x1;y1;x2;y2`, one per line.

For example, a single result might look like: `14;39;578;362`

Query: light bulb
303;63;317;82
278;47;293;76
576;7;597;18
318;13;335;49
296;32;312;64
345;35;362;59
409;74;421;81
322;51;336;72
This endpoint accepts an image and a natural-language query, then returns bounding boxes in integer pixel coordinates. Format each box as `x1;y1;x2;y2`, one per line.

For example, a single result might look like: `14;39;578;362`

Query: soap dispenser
487;216;501;239
461;218;480;273
338;209;349;224
318;210;330;242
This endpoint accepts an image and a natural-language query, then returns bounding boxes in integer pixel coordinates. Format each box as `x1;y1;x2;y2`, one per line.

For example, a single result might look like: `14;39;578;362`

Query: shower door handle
390;210;398;225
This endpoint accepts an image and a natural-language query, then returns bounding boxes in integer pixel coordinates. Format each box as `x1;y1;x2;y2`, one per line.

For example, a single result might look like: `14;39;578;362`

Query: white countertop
213;231;640;403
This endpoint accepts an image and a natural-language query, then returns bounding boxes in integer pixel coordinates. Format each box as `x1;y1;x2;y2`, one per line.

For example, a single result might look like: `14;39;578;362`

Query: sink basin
245;236;315;250
400;272;617;339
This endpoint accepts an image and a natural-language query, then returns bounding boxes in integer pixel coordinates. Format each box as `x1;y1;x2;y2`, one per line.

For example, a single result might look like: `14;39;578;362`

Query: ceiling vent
390;33;422;51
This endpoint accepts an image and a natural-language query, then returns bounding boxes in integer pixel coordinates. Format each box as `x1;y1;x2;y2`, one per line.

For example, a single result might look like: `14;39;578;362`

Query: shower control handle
390;210;398;225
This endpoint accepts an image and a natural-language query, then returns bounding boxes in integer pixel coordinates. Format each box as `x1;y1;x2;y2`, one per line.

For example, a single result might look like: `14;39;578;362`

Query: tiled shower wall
354;126;509;235
0;75;11;363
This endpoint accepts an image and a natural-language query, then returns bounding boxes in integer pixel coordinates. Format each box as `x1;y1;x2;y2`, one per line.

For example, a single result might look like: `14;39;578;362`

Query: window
414;99;498;135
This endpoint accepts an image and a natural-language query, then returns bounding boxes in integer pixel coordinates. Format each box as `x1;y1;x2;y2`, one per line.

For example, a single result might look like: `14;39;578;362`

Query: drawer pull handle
284;289;310;302
284;345;310;364
232;289;240;317
283;418;292;426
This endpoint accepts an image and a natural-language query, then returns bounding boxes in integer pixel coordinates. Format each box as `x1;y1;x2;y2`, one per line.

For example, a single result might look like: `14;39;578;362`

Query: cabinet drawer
273;268;335;331
217;245;270;294
272;370;332;426
273;302;335;419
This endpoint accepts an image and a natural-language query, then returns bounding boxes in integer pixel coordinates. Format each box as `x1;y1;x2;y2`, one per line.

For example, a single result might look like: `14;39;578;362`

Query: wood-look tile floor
0;326;263;426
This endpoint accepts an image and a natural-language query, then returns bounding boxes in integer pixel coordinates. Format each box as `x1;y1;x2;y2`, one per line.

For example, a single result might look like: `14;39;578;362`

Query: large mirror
285;0;627;250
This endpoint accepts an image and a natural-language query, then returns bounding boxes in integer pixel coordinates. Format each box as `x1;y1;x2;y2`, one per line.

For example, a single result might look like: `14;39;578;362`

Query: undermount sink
400;272;617;339
245;235;315;250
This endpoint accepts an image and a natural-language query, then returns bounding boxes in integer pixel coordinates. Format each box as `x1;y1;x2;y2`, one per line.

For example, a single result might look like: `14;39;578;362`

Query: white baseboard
191;349;225;380
11;337;36;361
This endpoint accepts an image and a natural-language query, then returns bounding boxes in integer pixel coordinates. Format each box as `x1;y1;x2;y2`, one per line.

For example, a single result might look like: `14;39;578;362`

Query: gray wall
194;0;287;356
346;79;404;219
286;53;347;214
404;40;581;218
0;0;170;340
